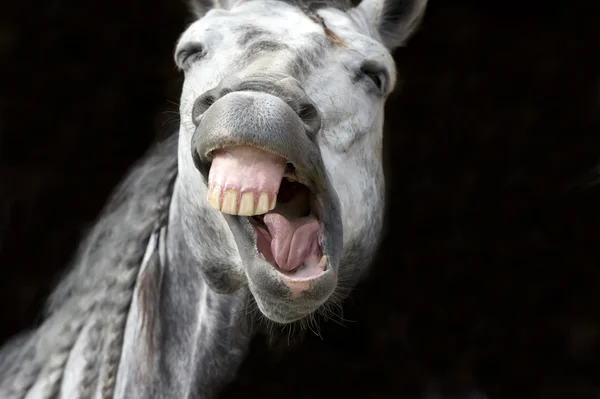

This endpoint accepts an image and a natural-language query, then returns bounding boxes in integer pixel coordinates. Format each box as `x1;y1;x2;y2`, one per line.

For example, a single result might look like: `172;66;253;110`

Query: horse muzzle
189;75;344;323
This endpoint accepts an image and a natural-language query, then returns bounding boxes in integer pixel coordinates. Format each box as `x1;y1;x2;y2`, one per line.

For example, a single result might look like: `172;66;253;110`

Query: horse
0;0;427;397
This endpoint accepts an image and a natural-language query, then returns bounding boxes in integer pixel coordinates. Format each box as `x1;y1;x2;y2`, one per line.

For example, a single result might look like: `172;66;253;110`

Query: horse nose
191;87;231;124
191;76;321;138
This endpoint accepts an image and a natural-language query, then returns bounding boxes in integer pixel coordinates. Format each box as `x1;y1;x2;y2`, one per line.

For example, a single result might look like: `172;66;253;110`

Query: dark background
1;0;600;397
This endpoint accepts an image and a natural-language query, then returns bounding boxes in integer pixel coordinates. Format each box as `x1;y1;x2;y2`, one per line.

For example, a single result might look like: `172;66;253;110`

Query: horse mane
0;134;179;398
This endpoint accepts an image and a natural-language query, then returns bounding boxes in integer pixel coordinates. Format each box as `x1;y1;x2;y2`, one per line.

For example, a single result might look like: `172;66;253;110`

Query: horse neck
113;174;253;399
0;135;252;399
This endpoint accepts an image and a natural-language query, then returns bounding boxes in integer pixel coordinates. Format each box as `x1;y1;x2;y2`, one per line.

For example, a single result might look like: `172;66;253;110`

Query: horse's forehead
185;3;380;57
188;2;336;47
178;1;395;83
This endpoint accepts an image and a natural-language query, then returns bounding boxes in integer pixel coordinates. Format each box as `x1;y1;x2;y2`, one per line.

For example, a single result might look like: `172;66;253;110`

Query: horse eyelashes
176;43;206;69
364;70;383;90
359;60;388;93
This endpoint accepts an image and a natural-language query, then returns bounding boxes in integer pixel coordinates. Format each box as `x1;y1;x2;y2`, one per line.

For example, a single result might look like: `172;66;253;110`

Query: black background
1;0;600;397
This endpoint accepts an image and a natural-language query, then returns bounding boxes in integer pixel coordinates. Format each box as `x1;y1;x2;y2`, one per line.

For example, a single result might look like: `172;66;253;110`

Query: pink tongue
263;213;321;271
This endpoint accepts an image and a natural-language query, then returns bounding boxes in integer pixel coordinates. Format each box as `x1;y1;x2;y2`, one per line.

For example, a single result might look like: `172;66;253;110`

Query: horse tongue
263;213;321;271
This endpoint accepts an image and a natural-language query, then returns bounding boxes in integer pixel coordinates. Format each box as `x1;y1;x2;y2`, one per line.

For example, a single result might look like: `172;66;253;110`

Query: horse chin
222;201;339;324
248;251;337;324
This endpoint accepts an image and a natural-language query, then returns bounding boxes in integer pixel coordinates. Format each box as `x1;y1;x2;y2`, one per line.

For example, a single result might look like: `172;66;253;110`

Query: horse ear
188;0;244;18
352;0;428;51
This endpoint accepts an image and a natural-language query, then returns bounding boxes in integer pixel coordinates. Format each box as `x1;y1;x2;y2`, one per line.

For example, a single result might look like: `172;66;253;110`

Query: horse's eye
176;43;206;69
365;71;382;90
360;61;388;93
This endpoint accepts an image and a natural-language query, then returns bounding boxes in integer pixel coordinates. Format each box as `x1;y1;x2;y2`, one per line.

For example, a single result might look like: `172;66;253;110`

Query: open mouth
204;145;327;280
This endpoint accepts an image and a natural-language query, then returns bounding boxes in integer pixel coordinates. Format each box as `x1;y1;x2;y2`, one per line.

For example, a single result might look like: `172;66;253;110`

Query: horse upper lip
192;90;319;169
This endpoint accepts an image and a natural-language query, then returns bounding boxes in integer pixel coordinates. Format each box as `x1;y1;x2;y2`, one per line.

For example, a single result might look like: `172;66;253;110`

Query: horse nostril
192;89;219;125
297;101;321;138
274;77;321;138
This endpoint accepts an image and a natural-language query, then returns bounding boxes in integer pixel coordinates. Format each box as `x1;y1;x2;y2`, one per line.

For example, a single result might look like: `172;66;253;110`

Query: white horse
0;0;427;397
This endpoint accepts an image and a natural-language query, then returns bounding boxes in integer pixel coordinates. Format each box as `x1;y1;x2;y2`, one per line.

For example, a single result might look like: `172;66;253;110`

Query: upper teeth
207;186;277;216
